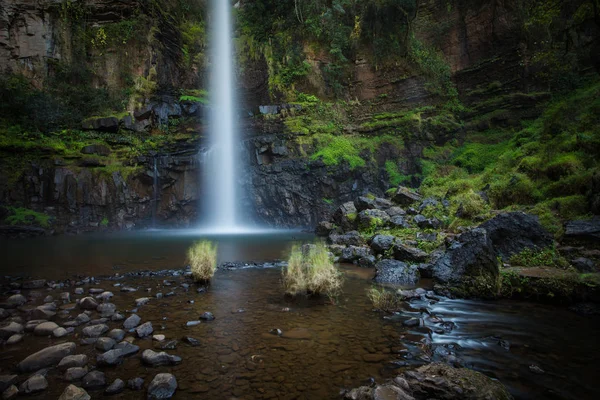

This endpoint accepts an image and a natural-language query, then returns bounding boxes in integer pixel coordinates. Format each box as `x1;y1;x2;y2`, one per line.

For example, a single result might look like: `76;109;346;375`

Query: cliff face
0;0;598;234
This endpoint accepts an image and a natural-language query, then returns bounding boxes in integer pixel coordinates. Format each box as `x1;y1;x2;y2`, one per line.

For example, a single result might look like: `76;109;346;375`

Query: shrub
452;190;489;219
283;244;342;298
367;286;401;312
187;241;218;283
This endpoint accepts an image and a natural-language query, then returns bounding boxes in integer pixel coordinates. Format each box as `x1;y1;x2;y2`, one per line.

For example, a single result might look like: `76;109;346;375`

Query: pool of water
1;232;599;399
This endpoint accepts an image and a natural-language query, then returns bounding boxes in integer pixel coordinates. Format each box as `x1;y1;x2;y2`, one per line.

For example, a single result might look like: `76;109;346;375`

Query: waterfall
201;0;243;233
152;155;159;228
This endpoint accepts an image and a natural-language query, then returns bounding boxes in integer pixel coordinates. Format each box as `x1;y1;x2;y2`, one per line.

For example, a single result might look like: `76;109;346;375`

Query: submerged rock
141;349;182;366
105;379;125;395
123;314;141;329
18;342;76;372
136;322;154;338
58;354;88;370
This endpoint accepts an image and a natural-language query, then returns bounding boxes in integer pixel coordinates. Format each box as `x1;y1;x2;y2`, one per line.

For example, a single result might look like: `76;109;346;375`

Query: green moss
311;135;366;169
6;207;51;228
385;160;410;186
100;217;109;227
180;89;209;105
509;247;569;269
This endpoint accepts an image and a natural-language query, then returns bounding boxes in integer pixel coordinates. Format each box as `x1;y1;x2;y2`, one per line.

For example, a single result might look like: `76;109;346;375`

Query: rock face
344;363;513;400
432;228;499;298
479;213;553;260
18;342;76;372
565;217;600;241
374;260;420;286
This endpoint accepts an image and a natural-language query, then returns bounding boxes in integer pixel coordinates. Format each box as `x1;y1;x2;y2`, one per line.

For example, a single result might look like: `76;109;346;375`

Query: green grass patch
6;207;51;228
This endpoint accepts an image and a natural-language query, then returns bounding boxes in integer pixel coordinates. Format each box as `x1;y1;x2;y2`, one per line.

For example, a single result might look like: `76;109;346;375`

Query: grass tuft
367;286;402;312
188;241;218;283
283;244;342;299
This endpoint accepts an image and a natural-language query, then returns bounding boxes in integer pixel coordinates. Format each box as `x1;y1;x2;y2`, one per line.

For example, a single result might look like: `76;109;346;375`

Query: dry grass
187;241;218;283
283;244;342;298
367;286;401;312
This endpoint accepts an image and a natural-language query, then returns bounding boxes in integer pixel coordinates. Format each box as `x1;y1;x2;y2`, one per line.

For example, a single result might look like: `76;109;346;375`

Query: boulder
114;341;140;357
148;373;177;400
432;228;499;298
58;384;91;400
96;349;125;366
2;385;18;400
393;243;429;263
105;379;125;395
123;314;141;329
333;202;358;230
136;322;153;338
414;215;441;229
141;350;182;366
354;196;377;211
565;216;600;241
386;207;406;217
315;221;334;237
479;212;553;260
82;370;106;389
95;337;116;351
6;334;23;345
357;209;390;230
5;294;27;308
389;215;411;228
392;186;422;206
329;231;365;247
370;235;396;255
374;260;420;285
571;257;597;273
18;342;76;372
340;246;373;264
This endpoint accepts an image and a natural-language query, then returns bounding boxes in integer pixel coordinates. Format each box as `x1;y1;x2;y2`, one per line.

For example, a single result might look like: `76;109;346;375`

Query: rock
22;279;46;289
480;213;553;260
403;318;420;327
95;337;116;351
389;215;411;228
392;187;422;206
6;334;23;345
414;214;440;229
392;243;428;263
19;374;47;394
5;294;26;308
114;341;140;356
141;349;182;366
97;303;116;317
0;308;8;320
136;297;150;306
123;314;141;329
18;342;76;372
60;292;71;303
33;321;59;336
82;116;119;132
340;246;373;264
416;232;438;242
572;257;596;272
182;337;200;346
160;340;178;350
105;379;125;395
0;322;23;339
96;349;124;366
199;312;215;321
354;196;377;211
58;354;88;370
432;228;499;298
565;217;600;241
74;288;84;295
370;235;396;254
64;367;88;381
136;321;154;338
374;260;420;285
128;377;144;390
53;327;69;338
316;221;335;237
81;144;111;156
96;291;114;301
153;334;166;341
79;297;98;310
58;384;91;400
147;373;177;400
357;209;390;230
111;313;125;322
329;231;365;247
0;376;17;392
74;313;90;325
43;295;53;303
31;305;56;320
108;329;126;341
2;385;18;400
82;370;106;389
333;201;358;230
82;324;109;338
386;206;407;217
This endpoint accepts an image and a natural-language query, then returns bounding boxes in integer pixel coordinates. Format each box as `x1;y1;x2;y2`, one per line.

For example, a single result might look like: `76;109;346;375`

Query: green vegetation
367;286;401;312
283;244;342;299
509;248;569;269
6;207;51;228
100;217;109;227
180;89;209;105
188;241;218;283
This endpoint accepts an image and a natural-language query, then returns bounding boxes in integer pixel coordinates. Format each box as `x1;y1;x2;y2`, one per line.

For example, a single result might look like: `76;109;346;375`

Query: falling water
201;0;242;232
152;156;159;228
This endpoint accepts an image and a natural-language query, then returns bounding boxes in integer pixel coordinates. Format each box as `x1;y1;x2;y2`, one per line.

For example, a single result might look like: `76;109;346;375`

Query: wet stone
18;342;76;372
6;294;27;308
74;288;84;295
0;375;18;392
43;295;53;303
123;314;141;329
79;297;98;310
53;327;69;338
19;374;47;394
159;340;178;350
128;377;144;390
0;322;23;339
82;370;106;389
97;303;116;317
183;337;200;346
153;334;166;341
136;321;153;338
82;324;109;337
186;321;201;327
148;373;177;400
64;367;88;381
60;292;71;303
142;349;182;366
2;385;18;400
96;291;114;301
33;321;59;336
111;313;125;322
199;312;215;321
114;341;140;357
58;384;90;400
105;379;125;395
97;349;124;366
108;329;126;341
95;337;116;351
6;334;23;345
135;297;150;307
58;354;88;369
74;313;90;325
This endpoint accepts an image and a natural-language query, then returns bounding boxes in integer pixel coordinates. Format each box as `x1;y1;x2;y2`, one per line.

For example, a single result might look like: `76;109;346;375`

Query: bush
367;286;401;312
187;241;218;283
453;190;489;219
283;244;342;298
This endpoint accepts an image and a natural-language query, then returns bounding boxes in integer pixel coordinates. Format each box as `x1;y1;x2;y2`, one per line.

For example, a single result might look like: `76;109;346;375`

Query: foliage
100;217;109;227
187;241;218;283
367;286;401;312
5;207;51;228
385;160;410;186
509;247;569;269
180;89;209;104
283;244;342;299
311;135;366;169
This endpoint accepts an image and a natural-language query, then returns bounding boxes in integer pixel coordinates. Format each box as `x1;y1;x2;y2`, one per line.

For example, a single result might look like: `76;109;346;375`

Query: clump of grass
509;247;569;269
187;241;218;283
367;287;401;312
453;190;489;219
283;244;342;299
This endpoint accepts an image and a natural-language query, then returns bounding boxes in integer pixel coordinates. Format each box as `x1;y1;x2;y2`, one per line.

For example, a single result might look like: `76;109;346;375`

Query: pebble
58;384;90;400
199;312;215;321
105;379;125;395
148;373;177;400
135;297;150;306
186;321;201;327
153;334;166;341
128;377;144;390
6;334;23;345
82;324;109;338
95;337;116;351
19;374;47;394
142;349;182;366
136;322;153;338
64;366;88;381
108;329;126;342
53;327;69;338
